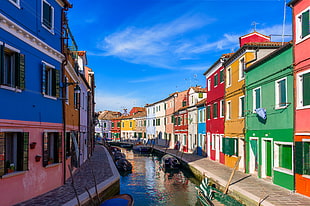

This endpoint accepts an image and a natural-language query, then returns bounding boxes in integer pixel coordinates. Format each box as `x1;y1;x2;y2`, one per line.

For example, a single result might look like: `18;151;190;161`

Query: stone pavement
14;145;119;206
153;145;310;206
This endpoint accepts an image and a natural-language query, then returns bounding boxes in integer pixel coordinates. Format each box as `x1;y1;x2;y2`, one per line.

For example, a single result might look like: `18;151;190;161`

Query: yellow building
121;116;136;140
223;32;282;171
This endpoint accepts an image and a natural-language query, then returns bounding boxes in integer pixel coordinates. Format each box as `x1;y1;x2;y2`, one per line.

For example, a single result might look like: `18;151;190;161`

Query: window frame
253;87;262;112
220;69;224;83
226;100;231;120
239;95;245;118
274;141;293;175
42;61;59;99
213;102;218;119
275;77;288;109
239;57;245;81
41;0;55;33
206;105;211;120
295;6;310;44
226;67;232;88
297;69;310;109
214;73;218;87
220;99;224;118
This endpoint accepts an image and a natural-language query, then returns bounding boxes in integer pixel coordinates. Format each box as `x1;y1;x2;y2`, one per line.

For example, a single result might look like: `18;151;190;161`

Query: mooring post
224;156;241;194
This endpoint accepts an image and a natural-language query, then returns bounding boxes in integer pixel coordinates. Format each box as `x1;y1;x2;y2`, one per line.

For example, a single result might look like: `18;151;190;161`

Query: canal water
118;148;200;206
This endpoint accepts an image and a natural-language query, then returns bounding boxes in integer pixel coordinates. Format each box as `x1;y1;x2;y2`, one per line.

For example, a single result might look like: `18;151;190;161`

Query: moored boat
115;158;133;172
161;154;181;170
132;145;151;153
196;178;243;206
100;194;134;206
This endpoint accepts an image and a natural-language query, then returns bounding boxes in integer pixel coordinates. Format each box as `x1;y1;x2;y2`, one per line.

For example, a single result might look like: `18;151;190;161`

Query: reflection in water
119;148;200;206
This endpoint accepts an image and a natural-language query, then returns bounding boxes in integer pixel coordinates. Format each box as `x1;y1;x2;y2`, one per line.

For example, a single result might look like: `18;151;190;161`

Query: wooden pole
224;156;241;194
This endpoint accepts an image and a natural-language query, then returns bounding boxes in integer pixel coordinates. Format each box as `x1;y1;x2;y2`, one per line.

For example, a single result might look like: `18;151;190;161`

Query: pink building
288;0;310;197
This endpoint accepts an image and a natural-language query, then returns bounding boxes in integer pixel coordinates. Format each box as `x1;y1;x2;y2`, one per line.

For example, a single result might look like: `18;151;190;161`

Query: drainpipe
245;47;259;67
61;7;69;185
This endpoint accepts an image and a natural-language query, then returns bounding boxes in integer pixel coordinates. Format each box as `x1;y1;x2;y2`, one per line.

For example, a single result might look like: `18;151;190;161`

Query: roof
245;42;293;72
189;86;206;93
223;41;285;67
203;53;234;76
98;111;121;120
239;31;271;40
196;98;206;107
287;0;300;6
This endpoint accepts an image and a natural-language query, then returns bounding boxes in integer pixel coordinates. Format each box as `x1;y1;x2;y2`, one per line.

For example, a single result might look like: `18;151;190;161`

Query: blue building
0;1;71;205
197;99;206;156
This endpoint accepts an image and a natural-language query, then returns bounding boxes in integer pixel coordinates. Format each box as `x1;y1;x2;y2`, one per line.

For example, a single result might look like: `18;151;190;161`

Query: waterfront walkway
14;145;119;206
153;145;310;206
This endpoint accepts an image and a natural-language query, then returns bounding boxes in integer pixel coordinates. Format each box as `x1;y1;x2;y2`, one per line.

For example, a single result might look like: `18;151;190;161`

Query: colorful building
245;43;294;190
0;1;71;205
288;0;310;197
187;86;206;153
164;92;178;148
197;99;206;156
204;54;232;162
223;32;283;171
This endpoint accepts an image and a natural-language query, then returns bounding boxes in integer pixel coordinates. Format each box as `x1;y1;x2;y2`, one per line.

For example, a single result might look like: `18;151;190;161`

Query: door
197;134;202;156
263;139;272;177
249;138;258;174
215;134;220;161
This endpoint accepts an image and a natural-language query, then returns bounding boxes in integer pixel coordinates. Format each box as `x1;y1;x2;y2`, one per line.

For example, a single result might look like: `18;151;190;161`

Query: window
9;0;20;8
0;132;29;176
274;142;293;172
296;7;310;43
253;87;261;111
74;86;80;109
208;78;211;91
207;105;211;120
42;0;54;32
199;110;203;123
295;141;310;175
226;101;231;120
239;96;245;118
43;132;62;167
213;102;218;119
0;44;25;90
212;134;215;150
275;78;287;109
42;62;60;98
297;70;310;108
130;122;132;128
111;122;115;128
220;100;224;118
223;137;238;156
117;122;121;128
65;132;72;158
220;69;224;83
239;57;245;80
198;92;203;98
226;67;232;87
214;74;218;87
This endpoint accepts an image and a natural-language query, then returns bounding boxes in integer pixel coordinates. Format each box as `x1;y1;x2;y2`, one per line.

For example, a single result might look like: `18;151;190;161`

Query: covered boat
161;154;181;170
115;158;133;172
100;194;134;206
132;145;151;153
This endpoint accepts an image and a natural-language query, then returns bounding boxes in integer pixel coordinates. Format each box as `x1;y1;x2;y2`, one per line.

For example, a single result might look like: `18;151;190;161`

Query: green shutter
0;133;5;176
302;10;310;38
304;142;310;175
19;54;25;90
43;132;48;167
295;142;303;175
279;79;286;107
23;133;29;171
0;45;4;84
255;88;261;109
220;70;224;83
42;63;46;94
55;69;60;98
57;133;62;163
303;72;310;106
280;145;292;170
52;69;56;96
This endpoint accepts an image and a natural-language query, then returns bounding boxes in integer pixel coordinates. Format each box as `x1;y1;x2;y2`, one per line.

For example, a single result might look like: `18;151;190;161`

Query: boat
100;194;134;206
196;178;243;206
132;145;151;153
119;143;133;148
161;154;181;170
115;158;133;172
114;151;126;161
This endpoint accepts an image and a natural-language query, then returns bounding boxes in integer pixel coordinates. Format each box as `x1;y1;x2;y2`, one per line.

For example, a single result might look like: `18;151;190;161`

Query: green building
245;43;294;190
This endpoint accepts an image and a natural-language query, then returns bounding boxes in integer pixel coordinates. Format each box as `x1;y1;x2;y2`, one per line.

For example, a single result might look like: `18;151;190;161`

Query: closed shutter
23;132;29;171
304;142;310;175
279;79;286;107
57;133;62;163
19;54;25;89
0;133;5;176
255;89;261;109
52;69;56;96
43;132;48;166
42;63;46;94
0;45;4;84
303;72;310;106
55;69;60;98
302;10;310;38
294;142;304;174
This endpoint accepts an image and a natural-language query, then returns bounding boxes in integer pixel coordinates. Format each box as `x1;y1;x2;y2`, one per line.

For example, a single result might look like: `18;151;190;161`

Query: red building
203;53;232;163
111;117;122;140
288;0;310;197
174;95;189;152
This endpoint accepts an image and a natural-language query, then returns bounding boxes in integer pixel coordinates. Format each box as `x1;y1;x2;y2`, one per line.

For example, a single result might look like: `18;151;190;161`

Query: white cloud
256;24;292;42
95;91;143;112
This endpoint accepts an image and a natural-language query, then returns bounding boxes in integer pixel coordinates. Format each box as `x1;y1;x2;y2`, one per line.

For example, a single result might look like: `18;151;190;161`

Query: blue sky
67;0;292;112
